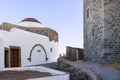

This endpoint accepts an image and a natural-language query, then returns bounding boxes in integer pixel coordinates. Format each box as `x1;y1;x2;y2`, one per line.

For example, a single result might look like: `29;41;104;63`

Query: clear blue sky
0;0;83;51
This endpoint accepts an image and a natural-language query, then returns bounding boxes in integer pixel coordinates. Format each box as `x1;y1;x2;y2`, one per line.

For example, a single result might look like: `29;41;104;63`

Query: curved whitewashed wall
49;41;59;62
0;28;59;68
18;22;45;27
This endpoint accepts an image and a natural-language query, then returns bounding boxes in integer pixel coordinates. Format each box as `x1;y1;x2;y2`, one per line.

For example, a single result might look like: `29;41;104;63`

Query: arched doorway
28;44;48;64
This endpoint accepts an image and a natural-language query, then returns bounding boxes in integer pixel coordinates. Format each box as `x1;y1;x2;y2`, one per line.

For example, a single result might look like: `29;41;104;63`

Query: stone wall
84;0;104;62
0;22;58;42
58;57;100;80
84;0;120;63
103;0;120;63
66;46;84;61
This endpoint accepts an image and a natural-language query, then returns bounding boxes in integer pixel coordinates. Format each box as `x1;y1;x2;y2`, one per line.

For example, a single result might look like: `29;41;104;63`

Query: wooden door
10;49;20;67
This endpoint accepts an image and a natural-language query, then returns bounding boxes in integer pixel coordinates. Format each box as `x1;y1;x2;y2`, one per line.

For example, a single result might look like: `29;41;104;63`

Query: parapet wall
58;57;101;80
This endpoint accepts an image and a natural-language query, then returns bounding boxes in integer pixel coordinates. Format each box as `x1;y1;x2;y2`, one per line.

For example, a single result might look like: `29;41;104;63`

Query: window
92;29;95;36
87;8;90;18
37;50;41;52
50;48;52;52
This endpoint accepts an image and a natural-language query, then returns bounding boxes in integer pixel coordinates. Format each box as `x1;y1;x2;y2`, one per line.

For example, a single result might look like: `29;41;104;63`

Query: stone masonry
58;57;100;80
66;46;84;61
84;0;120;63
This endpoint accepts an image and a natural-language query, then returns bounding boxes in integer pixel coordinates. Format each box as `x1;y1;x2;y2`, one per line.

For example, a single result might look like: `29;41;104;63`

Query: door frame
9;46;21;67
4;47;10;68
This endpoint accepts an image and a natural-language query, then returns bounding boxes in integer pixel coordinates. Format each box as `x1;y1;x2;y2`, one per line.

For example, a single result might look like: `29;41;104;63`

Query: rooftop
20;18;42;24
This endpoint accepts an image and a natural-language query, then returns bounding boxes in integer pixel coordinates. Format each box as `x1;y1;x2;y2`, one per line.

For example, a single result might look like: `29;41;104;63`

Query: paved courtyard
75;60;120;80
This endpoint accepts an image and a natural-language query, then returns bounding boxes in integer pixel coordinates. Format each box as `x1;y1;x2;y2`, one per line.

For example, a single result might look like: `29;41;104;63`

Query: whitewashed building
0;18;59;68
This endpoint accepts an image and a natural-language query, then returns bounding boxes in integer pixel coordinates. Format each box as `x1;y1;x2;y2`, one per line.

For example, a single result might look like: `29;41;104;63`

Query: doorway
4;48;9;68
4;47;21;67
10;48;21;67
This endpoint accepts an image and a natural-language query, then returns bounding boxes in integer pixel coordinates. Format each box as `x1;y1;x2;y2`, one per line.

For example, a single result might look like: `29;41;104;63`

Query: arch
28;44;48;62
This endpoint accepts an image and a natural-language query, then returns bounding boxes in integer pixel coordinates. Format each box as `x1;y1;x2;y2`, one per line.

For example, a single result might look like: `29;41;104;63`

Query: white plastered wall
0;28;58;68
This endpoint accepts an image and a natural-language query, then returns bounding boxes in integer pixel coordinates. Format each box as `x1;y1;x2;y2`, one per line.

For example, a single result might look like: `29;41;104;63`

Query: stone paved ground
75;60;120;80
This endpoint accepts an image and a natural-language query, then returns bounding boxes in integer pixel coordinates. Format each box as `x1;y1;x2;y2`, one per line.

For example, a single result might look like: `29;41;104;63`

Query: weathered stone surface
0;22;58;42
84;0;120;63
58;57;100;80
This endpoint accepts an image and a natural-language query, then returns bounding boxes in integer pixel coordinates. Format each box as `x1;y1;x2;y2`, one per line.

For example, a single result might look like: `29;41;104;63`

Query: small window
50;48;52;52
37;50;41;52
87;8;90;18
92;29;95;36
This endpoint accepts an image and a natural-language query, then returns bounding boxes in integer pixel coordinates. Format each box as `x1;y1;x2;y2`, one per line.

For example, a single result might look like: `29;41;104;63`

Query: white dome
18;18;45;27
